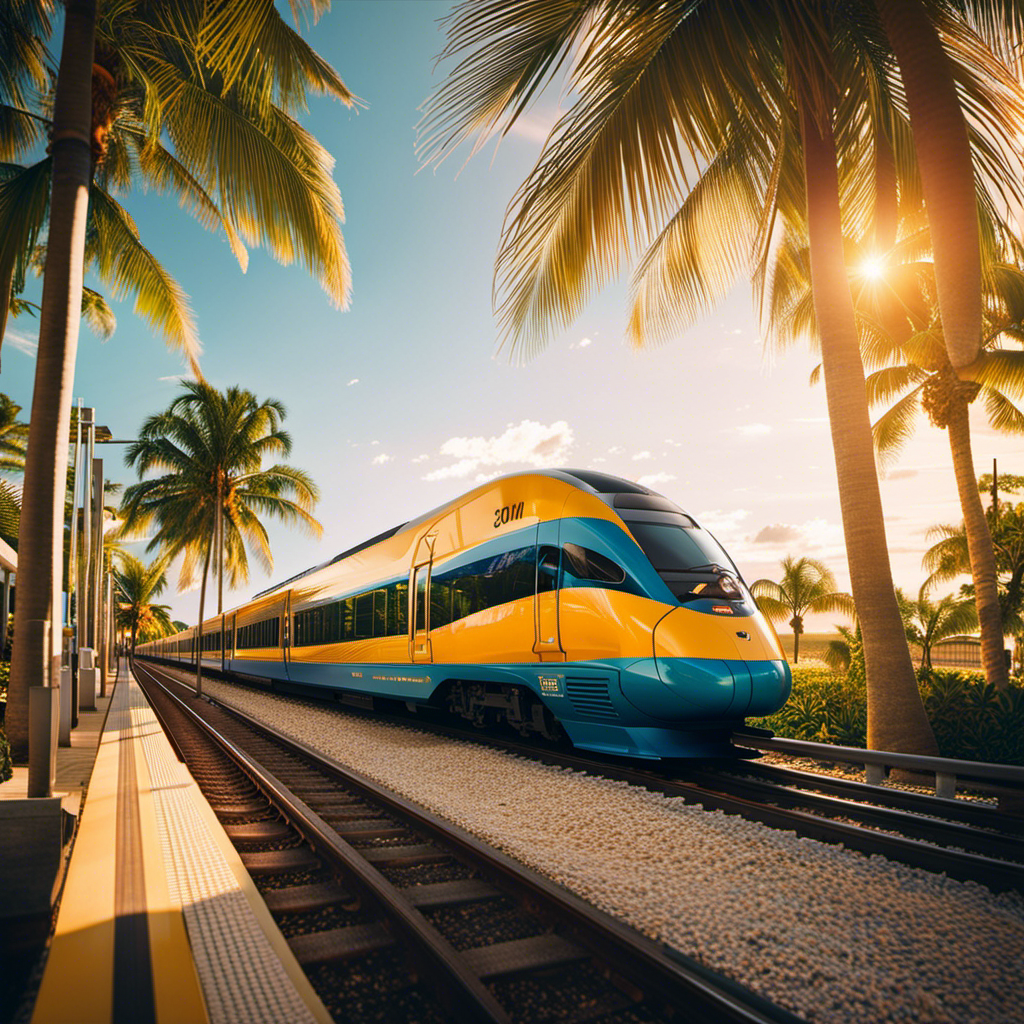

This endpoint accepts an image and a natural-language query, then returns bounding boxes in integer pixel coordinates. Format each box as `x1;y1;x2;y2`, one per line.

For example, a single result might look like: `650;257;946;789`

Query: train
136;469;791;759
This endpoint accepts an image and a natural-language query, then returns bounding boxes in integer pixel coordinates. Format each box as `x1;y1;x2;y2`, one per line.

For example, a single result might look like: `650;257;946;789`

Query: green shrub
750;662;1024;765
749;663;867;747
0;728;11;785
919;669;1024;765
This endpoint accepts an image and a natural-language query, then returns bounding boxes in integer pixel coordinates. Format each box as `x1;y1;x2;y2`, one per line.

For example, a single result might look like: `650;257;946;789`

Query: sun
859;255;886;281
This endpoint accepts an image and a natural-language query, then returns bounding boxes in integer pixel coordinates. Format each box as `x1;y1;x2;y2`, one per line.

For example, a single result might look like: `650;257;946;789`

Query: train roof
251;468;676;601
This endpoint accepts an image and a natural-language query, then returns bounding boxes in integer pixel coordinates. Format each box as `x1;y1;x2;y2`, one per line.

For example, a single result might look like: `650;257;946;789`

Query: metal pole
81;408;94;650
92;457;104;696
106;572;114;678
68;401;82;635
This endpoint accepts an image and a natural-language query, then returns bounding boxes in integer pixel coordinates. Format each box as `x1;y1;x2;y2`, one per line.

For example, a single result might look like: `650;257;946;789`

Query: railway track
443;732;1024;893
134;661;805;1024
139;657;1024;896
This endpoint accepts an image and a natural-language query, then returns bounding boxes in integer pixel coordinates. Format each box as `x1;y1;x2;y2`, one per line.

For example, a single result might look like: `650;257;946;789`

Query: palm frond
87;186;200;374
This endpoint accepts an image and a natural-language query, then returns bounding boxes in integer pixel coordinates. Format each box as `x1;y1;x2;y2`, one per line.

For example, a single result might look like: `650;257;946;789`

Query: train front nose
620;607;791;722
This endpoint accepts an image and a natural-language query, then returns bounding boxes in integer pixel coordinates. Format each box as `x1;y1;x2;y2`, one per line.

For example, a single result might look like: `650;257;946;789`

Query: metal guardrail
734;729;1024;803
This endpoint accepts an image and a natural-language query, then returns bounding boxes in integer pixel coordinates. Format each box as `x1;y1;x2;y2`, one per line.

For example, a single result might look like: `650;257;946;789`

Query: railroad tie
287;922;394;966
462;934;589;979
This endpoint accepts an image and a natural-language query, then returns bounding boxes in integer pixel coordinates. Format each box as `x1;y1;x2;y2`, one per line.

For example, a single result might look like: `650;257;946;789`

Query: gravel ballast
175;671;1023;1024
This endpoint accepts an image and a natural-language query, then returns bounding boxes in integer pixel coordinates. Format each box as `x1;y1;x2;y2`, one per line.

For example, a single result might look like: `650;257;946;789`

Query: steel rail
679;766;1024;863
133;661;511;1024
140;661;806;1024
730;760;1023;833
137;656;1024;891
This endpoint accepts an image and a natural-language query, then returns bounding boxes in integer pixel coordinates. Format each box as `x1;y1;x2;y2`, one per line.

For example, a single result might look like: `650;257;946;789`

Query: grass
776;632;838;663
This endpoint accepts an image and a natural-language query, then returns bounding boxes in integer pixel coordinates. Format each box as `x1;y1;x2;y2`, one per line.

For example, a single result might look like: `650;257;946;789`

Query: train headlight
685;573;743;602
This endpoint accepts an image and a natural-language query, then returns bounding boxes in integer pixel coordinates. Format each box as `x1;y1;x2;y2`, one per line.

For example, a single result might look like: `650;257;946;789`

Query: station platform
26;666;332;1024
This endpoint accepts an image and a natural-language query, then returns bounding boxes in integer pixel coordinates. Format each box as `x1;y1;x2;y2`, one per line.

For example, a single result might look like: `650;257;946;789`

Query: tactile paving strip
127;675;320;1024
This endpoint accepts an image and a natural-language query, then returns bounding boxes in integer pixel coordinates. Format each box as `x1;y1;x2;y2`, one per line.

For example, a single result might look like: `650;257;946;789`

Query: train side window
537;545;560;593
414;569;428;632
563;543;626;584
340;597;354;641
373;589;387;636
431;579;453;630
355;593;373;638
394;581;409;635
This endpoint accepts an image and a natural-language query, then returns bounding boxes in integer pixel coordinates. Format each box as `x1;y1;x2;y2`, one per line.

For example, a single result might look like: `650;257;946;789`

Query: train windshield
627;521;735;574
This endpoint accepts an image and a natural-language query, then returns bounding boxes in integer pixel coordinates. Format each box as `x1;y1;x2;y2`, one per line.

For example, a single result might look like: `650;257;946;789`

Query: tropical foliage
925;497;1024;643
749;662;866;748
1;0;357;366
0;394;28;472
116;381;322;691
750;660;1024;765
919;670;1024;766
112;553;173;652
750;557;854;663
5;0;353;759
896;585;978;670
417;0;1024;756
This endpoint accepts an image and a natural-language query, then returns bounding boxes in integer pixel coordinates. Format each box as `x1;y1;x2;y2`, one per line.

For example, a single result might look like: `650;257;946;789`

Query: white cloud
695;509;751;537
6;330;37;357
347;378;359;386
411;454;429;464
578;337;592;348
637;472;676;488
372;453;392;465
591;457;607;464
608;445;624;455
423;419;574;482
507;108;560;143
631;450;653;461
737;423;772;437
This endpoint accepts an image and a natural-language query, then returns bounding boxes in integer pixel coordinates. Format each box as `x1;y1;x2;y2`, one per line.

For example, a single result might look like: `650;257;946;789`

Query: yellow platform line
31;675;208;1024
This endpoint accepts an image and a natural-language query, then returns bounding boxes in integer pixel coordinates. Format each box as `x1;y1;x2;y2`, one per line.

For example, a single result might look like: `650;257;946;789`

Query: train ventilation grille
564;677;619;720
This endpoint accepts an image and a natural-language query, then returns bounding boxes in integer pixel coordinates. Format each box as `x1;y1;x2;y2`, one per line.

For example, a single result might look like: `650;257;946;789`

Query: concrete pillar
58;666;72;746
78;647;96;711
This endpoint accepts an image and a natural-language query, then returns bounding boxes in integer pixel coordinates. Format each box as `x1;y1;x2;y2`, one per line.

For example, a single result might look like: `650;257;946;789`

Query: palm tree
751;557;855;663
0;394;29;473
421;1;1024;754
925;497;1024;657
112;552;172;654
5;0;353;760
116;381;322;695
864;261;1024;691
0;479;20;548
897;585;978;671
770;226;1024;692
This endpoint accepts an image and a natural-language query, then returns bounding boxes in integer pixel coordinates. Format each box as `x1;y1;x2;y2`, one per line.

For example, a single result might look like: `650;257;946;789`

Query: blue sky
5;1;1021;629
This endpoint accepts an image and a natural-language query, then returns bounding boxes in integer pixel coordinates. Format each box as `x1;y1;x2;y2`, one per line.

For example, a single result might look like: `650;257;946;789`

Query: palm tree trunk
875;0;981;371
945;400;1008;690
195;540;212;698
6;0;97;762
798;95;938;756
792;622;800;664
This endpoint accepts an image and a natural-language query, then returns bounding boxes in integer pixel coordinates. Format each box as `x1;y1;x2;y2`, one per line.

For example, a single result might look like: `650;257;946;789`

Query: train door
534;521;565;661
282;592;292;677
220;614;227;672
410;531;435;663
411;562;432;662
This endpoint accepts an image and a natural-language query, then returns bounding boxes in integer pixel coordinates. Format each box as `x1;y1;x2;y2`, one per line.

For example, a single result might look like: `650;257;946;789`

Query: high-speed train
137;469;791;759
